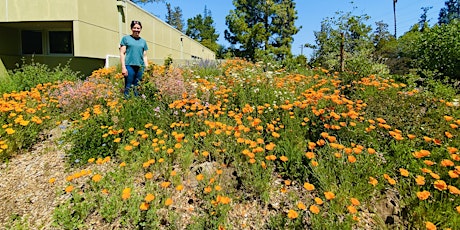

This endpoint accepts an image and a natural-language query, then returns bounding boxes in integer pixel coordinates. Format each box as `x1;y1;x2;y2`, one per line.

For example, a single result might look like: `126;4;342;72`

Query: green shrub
6;58;82;93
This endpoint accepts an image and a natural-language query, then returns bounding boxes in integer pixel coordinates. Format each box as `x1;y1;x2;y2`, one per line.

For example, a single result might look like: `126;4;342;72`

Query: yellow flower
88;158;95;163
113;138;121;143
444;115;454;121
347;155;357;163
309;205;320;214
204;186;212;193
430;172;441;180
311;160;319;167
145;193;155;202
297;201;306;210
448;185;460;195
287;209;298;219
367;148;376;154
65;185;74;193
119;162;126;167
160;181;171;188
314;197;323;205
399;168;409;177
441;159;454;167
265;142;276;151
448;170;459;178
305;151;315;159
5;128;15;135
280;156;288;162
415;176;425;186
124;145;133;151
196;174;204;181
350;198;360;206
369;177;378;186
425;221;437;230
433;180;447;191
217;195;231;205
347;205;357;214
413;150;430;158
176;184;184;191
92;174;102;182
324;191;335;200
416;191;430;200
303;182;315;191
145;172;153;180
48;178;56;184
139;202;149;211
122;187;131;200
165;198;173;206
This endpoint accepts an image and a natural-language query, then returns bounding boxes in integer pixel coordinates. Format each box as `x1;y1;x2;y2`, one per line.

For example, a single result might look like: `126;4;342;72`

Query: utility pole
299;45;304;56
340;33;344;72
393;0;397;37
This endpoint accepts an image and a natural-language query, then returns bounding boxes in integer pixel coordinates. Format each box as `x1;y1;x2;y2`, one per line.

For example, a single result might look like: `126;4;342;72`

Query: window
22;30;43;54
49;31;72;54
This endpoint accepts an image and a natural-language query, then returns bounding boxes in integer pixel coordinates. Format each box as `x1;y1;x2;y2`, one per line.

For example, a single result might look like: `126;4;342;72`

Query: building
0;0;216;76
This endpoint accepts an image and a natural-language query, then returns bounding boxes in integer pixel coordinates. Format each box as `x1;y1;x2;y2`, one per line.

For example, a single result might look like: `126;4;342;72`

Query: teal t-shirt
120;35;148;66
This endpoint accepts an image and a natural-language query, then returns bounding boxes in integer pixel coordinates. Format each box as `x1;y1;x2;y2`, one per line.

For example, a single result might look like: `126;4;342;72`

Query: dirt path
0;125;68;230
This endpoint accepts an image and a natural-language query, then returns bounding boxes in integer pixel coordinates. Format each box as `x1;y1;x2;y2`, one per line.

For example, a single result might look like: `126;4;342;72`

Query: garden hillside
0;59;459;229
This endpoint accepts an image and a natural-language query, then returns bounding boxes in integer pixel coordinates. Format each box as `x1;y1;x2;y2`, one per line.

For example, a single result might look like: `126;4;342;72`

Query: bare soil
0;126;67;230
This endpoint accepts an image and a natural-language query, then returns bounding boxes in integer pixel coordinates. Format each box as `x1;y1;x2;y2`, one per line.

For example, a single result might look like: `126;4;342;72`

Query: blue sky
141;0;446;57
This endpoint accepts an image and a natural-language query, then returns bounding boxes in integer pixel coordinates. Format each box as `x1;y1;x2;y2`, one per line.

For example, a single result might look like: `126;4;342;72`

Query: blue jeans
124;65;143;97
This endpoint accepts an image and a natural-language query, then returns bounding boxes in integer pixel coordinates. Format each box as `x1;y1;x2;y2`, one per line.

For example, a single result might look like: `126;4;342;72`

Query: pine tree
165;3;184;32
439;0;460;24
186;6;219;52
224;0;299;61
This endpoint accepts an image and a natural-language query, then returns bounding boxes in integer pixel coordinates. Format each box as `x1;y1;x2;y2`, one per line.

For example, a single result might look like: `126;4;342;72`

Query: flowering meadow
1;59;460;229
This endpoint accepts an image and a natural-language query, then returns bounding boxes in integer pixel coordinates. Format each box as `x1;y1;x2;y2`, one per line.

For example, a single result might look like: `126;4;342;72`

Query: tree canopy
165;3;184;32
186;7;219;52
438;0;460;24
224;0;299;61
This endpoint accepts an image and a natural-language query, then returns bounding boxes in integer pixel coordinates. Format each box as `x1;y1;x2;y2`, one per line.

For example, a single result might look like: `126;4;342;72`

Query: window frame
21;30;44;55
20;28;73;56
47;30;73;55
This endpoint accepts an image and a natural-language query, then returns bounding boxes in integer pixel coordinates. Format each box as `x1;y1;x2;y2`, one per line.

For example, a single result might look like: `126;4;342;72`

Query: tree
373;21;397;60
418;6;433;31
165;3;184;32
186;6;219;52
438;0;460;24
415;20;460;81
224;0;299;61
311;11;381;75
373;21;404;74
